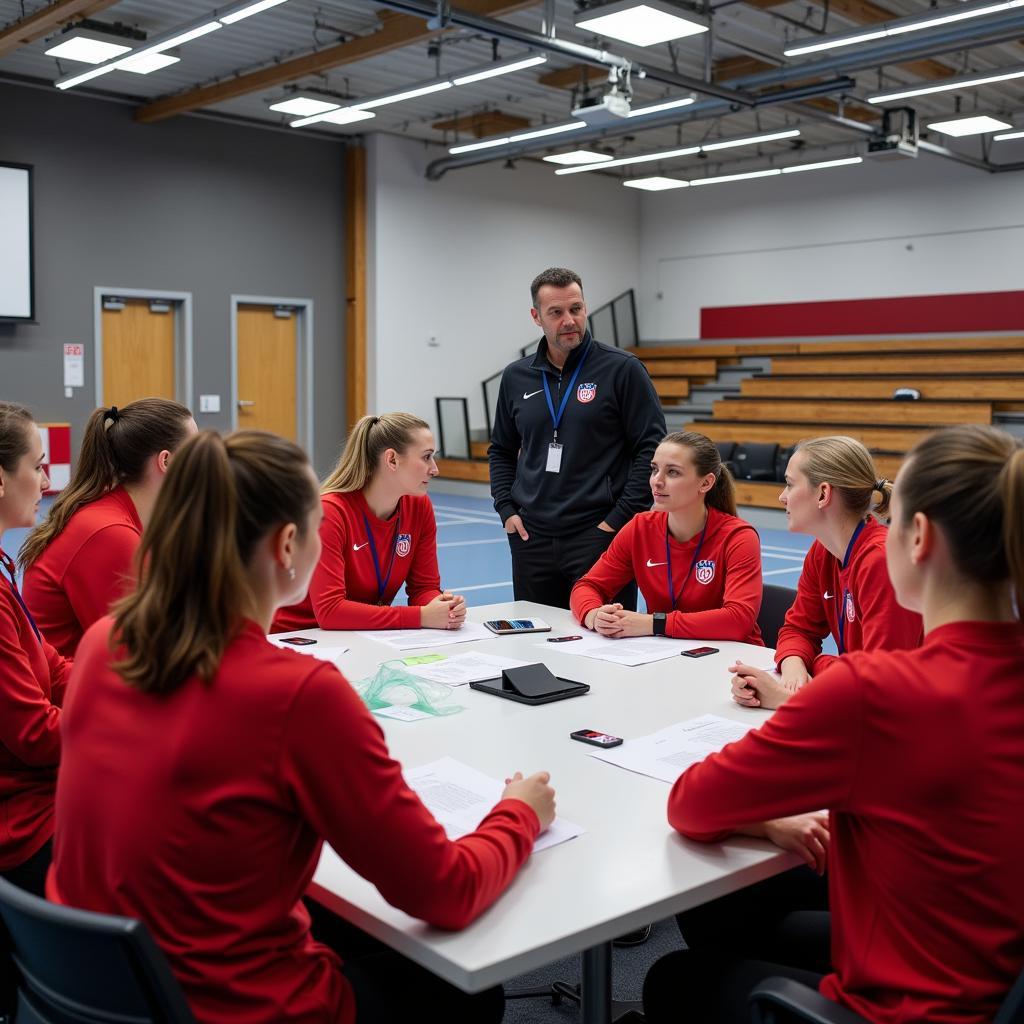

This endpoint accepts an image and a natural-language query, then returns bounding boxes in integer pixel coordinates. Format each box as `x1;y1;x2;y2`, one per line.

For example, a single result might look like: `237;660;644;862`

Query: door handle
237;400;256;408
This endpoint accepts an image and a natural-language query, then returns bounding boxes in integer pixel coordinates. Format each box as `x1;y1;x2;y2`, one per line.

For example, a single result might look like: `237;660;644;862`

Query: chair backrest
758;584;797;649
0;876;195;1024
993;966;1024;1024
715;441;737;464
774;444;795;484
732;443;779;481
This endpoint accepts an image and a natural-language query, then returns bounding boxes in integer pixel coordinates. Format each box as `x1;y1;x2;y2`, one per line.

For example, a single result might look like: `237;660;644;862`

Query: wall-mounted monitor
0;163;35;322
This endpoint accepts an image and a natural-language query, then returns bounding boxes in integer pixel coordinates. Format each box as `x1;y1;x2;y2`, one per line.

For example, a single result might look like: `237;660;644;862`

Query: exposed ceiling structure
2;0;1024;183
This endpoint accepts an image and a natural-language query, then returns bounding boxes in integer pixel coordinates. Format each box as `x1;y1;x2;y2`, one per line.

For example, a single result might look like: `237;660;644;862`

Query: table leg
581;942;612;1024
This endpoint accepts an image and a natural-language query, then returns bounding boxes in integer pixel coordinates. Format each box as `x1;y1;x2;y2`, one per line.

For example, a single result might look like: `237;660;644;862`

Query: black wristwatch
652;612;667;636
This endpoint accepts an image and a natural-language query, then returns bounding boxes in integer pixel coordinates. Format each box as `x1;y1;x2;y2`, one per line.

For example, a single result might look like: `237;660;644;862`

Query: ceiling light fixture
289;107;376;128
690;167;782;186
926;114;1012;135
553;127;801;175
118;50;180;74
779;155;863;172
785;0;1024;56
221;0;291;24
44;27;133;64
627;95;696;116
867;63;1024;103
543;150;615;164
448;120;586;153
451;54;548;84
574;0;709;46
269;91;343;116
352;80;453;110
623;176;690;189
993;127;1024;139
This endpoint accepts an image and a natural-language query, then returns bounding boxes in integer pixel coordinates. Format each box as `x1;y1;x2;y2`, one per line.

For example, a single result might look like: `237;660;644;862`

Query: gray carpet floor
502;917;684;1022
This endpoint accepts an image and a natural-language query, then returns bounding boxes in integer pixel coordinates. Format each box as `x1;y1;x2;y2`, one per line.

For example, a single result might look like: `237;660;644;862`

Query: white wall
637;153;1024;340
368;134;641;434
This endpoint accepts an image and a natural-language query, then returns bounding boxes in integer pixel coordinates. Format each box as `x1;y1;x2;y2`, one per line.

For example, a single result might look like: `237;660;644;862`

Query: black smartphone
570;729;623;748
280;637;318;646
681;646;719;658
548;635;583;643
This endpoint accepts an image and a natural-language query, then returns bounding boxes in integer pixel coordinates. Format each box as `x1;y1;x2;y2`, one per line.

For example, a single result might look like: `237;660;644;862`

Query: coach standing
489;268;666;609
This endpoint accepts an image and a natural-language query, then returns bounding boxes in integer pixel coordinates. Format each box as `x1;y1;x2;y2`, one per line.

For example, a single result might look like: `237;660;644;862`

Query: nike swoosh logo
353;542;369;551
823;592;834;599
646;559;668;568
523;389;543;400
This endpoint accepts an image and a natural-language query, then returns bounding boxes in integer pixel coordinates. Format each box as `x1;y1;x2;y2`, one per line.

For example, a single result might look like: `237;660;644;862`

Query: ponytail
111;430;318;695
20;398;192;569
898;426;1024;619
661;430;737;517
0;401;35;473
795;435;890;522
321;412;430;494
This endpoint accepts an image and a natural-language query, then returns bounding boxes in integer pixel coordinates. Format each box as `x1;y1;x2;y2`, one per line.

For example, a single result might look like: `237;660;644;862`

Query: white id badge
546;443;563;473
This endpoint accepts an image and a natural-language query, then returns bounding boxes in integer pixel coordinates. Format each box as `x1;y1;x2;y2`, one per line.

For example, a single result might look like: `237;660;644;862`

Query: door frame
93;287;194;410
229;294;314;453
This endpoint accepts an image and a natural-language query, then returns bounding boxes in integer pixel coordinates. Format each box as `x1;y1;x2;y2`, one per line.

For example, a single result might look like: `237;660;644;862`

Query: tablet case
470;664;589;705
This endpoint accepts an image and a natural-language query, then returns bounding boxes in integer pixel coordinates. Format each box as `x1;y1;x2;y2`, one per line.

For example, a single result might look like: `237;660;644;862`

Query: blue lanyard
0;550;42;645
836;520;866;656
541;340;592;441
361;513;401;606
665;515;708;609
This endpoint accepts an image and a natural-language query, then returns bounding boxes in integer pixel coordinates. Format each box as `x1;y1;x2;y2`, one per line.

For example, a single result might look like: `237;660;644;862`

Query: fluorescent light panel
780;156;862;172
553;128;801;175
118;51;180;74
451;54;547;85
994;128;1024;139
270;95;340;116
927;114;1012;136
289;107;376;128
627;95;696;116
867;64;1024;103
575;0;708;46
352;80;452;110
623;176;689;190
221;0;290;24
45;33;132;64
543;150;614;164
785;0;1024;56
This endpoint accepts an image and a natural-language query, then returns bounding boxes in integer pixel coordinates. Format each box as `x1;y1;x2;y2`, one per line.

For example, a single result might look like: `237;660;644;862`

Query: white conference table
300;601;795;1024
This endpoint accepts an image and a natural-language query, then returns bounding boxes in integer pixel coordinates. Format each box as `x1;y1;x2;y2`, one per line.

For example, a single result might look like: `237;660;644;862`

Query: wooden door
236;304;298;440
101;298;176;406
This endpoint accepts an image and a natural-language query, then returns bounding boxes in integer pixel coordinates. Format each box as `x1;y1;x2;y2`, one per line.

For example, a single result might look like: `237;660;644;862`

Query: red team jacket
570;507;764;644
0;552;70;871
774;518;922;673
273;490;442;633
50;618;540;1024
669;620;1024;1024
23;487;142;657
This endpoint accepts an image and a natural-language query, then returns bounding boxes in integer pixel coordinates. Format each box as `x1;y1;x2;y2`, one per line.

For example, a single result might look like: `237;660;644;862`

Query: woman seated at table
50;429;556;1024
729;435;921;710
273;412;466;633
643;424;1024;1024
569;430;763;644
20;398;196;657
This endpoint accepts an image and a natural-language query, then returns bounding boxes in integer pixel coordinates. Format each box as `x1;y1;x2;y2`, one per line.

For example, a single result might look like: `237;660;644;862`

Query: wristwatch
652;612;667;636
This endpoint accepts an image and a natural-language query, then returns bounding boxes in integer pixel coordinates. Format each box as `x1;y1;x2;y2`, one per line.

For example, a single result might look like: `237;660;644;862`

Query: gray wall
0;82;347;474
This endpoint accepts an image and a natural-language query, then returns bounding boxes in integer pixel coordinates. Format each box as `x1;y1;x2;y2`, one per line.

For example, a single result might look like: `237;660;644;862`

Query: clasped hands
584;603;652;638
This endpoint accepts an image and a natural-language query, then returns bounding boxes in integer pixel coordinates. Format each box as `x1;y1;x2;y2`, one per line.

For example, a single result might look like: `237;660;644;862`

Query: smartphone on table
681;646;719;658
570;729;623;748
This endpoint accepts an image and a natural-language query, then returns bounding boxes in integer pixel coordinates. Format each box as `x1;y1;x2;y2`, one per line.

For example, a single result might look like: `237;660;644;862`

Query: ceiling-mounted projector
572;90;631;125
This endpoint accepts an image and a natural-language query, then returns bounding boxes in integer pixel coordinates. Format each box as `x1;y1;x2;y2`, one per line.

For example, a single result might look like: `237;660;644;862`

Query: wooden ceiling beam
537;62;607;88
432;110;531;134
0;0;119;58
135;0;538;124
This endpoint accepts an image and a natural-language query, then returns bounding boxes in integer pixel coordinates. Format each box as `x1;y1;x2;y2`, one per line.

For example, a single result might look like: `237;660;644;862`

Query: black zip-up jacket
488;333;666;536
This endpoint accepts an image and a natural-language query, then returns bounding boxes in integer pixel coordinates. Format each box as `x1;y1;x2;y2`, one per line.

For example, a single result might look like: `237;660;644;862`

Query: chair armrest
749;978;869;1024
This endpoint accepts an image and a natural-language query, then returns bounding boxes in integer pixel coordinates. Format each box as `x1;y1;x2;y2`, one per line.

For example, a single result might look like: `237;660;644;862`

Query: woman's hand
779;656;811;693
421;592;466;630
729;663;793;709
586;605;652;638
502;771;556;832
762;812;830;875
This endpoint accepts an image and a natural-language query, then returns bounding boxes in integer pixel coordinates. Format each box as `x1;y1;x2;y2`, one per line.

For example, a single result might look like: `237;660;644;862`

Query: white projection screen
0;163;34;321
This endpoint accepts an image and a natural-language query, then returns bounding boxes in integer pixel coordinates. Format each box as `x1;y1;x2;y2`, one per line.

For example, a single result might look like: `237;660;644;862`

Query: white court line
763;566;801;576
452;580;513;592
761;545;808;555
432;503;499;520
438;538;507;548
761;552;805;562
435;516;493;528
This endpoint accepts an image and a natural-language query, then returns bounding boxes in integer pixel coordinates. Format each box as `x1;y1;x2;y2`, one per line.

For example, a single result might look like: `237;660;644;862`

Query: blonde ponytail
795;436;889;522
322;413;430;494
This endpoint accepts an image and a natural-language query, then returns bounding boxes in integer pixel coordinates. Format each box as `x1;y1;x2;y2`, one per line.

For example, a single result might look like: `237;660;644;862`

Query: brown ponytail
898;425;1024;619
795;435;891;521
111;430;319;695
20;398;192;570
0;402;35;473
661;430;737;517
321;412;430;495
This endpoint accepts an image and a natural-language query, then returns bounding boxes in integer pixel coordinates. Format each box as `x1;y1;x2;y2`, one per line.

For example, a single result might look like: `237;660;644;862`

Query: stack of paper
403;651;532;686
359;621;492;650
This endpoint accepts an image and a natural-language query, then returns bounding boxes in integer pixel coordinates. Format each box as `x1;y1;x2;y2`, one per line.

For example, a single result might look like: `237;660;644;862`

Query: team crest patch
577;382;597;403
396;533;412;558
844;592;856;622
695;559;716;585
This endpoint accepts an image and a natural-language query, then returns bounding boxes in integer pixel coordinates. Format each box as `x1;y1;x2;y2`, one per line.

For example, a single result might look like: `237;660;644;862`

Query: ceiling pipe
425;5;1024;177
361;0;757;105
426;76;853;177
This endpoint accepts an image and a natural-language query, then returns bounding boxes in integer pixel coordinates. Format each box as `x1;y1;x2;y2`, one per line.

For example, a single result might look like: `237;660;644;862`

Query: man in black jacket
489;267;666;609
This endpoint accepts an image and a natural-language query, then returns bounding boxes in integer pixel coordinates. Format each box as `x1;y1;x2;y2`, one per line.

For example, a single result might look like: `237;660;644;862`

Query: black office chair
732;443;779;482
0;875;195;1023
749;970;1024;1024
715;441;737;465
757;584;796;649
774;445;795;484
